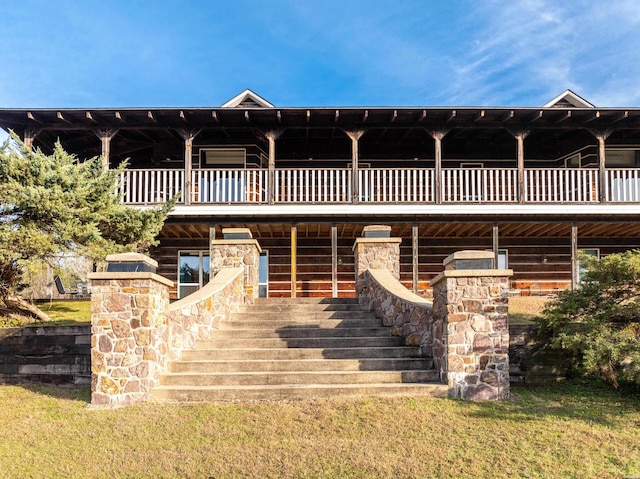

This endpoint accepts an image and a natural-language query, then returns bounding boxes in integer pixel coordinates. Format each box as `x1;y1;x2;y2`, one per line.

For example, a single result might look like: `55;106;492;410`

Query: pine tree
0;135;174;320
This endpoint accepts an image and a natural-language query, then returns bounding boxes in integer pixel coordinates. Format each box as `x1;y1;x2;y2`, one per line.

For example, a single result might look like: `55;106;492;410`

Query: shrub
537;250;640;387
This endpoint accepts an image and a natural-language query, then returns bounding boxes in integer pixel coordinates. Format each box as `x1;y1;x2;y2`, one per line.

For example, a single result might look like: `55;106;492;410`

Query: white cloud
440;0;640;106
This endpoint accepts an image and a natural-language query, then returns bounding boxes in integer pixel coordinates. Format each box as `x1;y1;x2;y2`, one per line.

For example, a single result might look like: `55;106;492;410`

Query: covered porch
150;219;640;300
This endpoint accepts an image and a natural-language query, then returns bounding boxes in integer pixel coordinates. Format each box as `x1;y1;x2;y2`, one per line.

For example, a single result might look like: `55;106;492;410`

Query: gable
543;89;595;108
221;89;275;108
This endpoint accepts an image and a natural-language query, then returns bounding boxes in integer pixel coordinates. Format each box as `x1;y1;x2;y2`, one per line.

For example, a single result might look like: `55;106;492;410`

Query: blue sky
1;0;639;114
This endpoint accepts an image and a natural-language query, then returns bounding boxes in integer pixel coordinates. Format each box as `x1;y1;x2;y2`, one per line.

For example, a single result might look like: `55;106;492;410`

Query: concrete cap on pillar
362;225;391;238
222;228;253;239
443;250;495;271
105;252;158;273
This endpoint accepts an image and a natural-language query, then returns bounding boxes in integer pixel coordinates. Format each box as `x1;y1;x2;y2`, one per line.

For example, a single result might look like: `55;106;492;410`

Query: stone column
430;250;513;400
210;228;262;304
88;253;173;406
353;225;401;299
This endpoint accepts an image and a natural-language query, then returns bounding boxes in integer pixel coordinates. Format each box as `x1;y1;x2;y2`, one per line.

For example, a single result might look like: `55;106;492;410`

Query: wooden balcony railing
360;168;434;202
524;169;598;203
442;168;517;202
116;167;640;206
274;168;351;203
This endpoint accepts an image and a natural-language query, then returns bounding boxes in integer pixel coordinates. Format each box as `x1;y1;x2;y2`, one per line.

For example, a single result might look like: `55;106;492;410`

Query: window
200;148;246;168
578;248;599;281
497;249;508;269
178;251;210;298
258;251;269;298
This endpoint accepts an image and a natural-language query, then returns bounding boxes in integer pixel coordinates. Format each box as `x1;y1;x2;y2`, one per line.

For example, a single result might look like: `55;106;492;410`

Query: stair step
181;346;423;361
253;298;359;305
220;318;382;329
239;303;371;313
231;311;376;321
195;336;405;349
152;296;441;403
151;383;448;402
169;358;434;373
160;370;439;386
212;327;393;339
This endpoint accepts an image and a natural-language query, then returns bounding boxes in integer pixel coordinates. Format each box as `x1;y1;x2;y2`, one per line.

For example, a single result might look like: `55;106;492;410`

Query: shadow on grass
464;379;640;427
13;383;91;402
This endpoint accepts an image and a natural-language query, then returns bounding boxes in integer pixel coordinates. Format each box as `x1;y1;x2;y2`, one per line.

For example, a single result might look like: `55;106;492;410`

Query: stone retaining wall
165;268;244;357
89;267;244;406
363;269;434;356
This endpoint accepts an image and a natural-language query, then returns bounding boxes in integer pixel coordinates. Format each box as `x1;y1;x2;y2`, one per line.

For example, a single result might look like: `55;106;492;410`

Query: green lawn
0;300;91;327
0;380;637;478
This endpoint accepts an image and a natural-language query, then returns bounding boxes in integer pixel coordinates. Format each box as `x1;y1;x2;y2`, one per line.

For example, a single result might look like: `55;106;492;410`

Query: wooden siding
150;222;640;299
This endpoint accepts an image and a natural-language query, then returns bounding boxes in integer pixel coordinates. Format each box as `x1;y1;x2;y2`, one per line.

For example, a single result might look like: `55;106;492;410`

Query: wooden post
571;223;579;290
291;224;297;298
592;130;613;203
265;130;282;205
492;223;499;269
346;130;365;203
514;131;529;204
412;223;419;294
178;129;201;206
331;224;338;298
429;131;448;204
94;129;118;171
23;128;38;151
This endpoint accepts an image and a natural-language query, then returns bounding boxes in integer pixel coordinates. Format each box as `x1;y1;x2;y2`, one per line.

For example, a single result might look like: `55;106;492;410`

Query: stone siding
431;272;511;400
211;239;261;303
353;238;401;298
165;268;244;357
363;269;434;356
89;267;244;406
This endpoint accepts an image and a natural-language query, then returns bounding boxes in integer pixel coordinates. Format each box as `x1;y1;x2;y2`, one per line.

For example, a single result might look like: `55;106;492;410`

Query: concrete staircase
152;298;447;402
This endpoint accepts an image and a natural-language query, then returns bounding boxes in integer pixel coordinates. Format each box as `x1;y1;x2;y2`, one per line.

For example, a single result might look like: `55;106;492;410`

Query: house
1;89;639;299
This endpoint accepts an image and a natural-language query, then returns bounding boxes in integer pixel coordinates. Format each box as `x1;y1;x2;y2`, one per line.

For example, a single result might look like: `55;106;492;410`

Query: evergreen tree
538;251;640;387
0;135;174;320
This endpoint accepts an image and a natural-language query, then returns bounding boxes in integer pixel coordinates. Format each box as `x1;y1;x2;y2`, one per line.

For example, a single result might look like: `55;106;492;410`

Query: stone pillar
353;225;401;298
88;253;173;406
430;250;513;400
210;228;261;304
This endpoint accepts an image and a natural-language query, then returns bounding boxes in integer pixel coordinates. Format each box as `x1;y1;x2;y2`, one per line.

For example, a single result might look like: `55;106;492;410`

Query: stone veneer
352;233;401;298
363;269;434;356
430;266;512;400
89;265;245;407
211;228;261;303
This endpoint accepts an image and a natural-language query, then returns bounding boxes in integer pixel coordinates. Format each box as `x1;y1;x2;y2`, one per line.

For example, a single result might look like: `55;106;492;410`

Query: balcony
116;167;640;206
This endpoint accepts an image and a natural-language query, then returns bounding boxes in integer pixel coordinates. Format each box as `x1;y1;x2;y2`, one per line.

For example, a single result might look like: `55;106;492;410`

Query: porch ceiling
158;221;640;240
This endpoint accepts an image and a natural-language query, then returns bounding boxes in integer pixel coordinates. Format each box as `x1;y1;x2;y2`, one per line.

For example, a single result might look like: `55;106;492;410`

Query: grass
0;300;90;327
509;296;552;324
0;380;637;478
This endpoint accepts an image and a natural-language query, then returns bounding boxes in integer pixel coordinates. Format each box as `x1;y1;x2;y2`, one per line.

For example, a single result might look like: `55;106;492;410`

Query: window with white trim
178;251;210;298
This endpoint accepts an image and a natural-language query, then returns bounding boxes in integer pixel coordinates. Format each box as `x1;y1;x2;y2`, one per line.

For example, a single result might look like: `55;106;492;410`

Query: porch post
492;223;499;269
291;224;297;298
178;129;202;206
23;128;38;151
265;130;282;205
95;128;118;171
412;223;419;293
571;223;579;290
514;131;529;205
346;130;365;203
331;224;338;298
592;130;613;203
429;131;448;204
